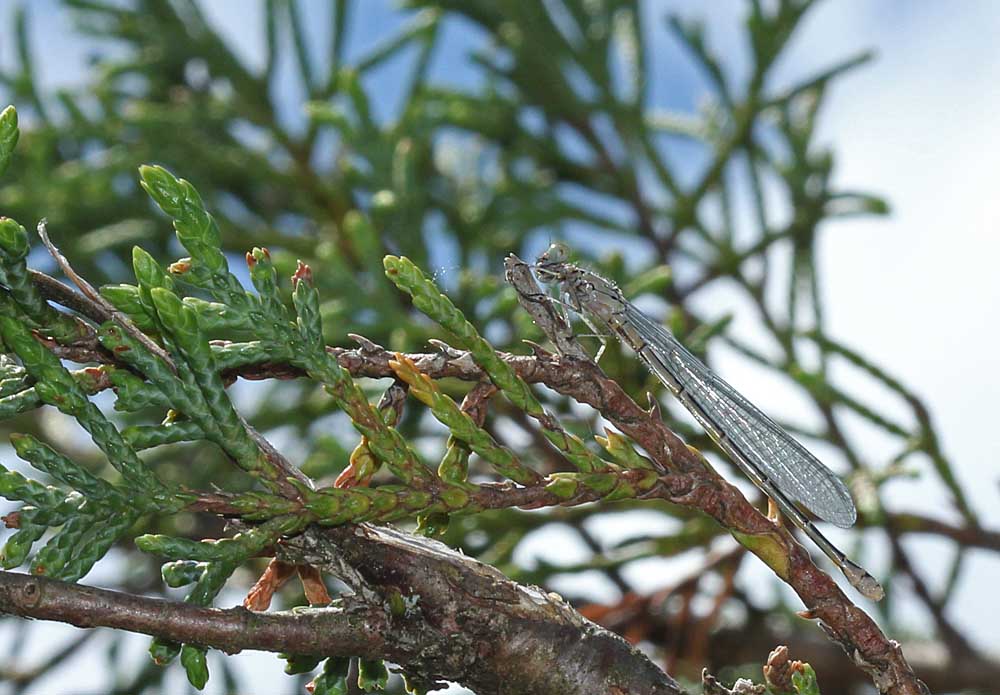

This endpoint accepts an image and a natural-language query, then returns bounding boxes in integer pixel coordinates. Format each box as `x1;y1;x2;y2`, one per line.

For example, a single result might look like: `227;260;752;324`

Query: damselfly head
534;242;571;283
539;242;569;264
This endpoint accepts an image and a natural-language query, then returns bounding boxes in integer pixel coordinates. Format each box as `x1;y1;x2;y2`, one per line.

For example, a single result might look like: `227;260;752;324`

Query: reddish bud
291;260;313;288
80;366;111;391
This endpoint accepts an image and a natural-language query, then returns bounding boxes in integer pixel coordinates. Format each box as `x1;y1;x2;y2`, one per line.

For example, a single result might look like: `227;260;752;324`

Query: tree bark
0;523;684;695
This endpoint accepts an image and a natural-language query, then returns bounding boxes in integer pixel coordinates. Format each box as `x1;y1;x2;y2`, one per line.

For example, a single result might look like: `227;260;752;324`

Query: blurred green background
1;1;998;693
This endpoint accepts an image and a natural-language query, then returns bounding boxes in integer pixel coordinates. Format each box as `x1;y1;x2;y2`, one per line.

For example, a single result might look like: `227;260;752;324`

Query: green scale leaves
384;255;611;474
0;123;667;692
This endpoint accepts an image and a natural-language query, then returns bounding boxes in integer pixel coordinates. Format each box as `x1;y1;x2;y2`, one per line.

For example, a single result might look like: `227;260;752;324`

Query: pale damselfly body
533;243;883;601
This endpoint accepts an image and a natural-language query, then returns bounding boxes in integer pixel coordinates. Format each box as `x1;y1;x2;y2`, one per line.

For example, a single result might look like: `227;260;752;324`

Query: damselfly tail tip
842;559;884;601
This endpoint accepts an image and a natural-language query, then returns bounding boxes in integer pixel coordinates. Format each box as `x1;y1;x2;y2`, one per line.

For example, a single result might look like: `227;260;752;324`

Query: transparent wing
620;305;857;528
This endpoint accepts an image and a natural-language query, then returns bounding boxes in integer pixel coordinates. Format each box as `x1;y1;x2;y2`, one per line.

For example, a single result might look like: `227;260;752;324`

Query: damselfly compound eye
538;242;569;265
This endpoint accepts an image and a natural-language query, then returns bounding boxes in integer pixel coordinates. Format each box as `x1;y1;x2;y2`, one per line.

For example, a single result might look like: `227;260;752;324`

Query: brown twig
36;220;177;372
0;525;685;695
0;570;383;657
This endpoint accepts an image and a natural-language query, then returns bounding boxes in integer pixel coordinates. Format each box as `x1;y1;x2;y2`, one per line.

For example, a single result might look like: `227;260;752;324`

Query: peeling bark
277;525;685;694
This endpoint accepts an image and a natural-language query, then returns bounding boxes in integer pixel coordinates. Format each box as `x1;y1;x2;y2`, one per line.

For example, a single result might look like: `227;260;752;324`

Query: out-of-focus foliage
0;1;989;694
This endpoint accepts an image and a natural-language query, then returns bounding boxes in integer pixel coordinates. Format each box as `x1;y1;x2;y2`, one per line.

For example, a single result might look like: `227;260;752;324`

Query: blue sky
2;2;999;693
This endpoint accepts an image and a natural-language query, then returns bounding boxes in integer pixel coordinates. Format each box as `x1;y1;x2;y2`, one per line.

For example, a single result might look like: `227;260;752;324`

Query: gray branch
277;524;685;694
0;524;684;695
0;569;384;656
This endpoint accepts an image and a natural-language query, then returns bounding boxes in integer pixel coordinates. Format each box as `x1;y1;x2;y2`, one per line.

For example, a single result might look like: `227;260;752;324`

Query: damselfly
533;243;883;601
